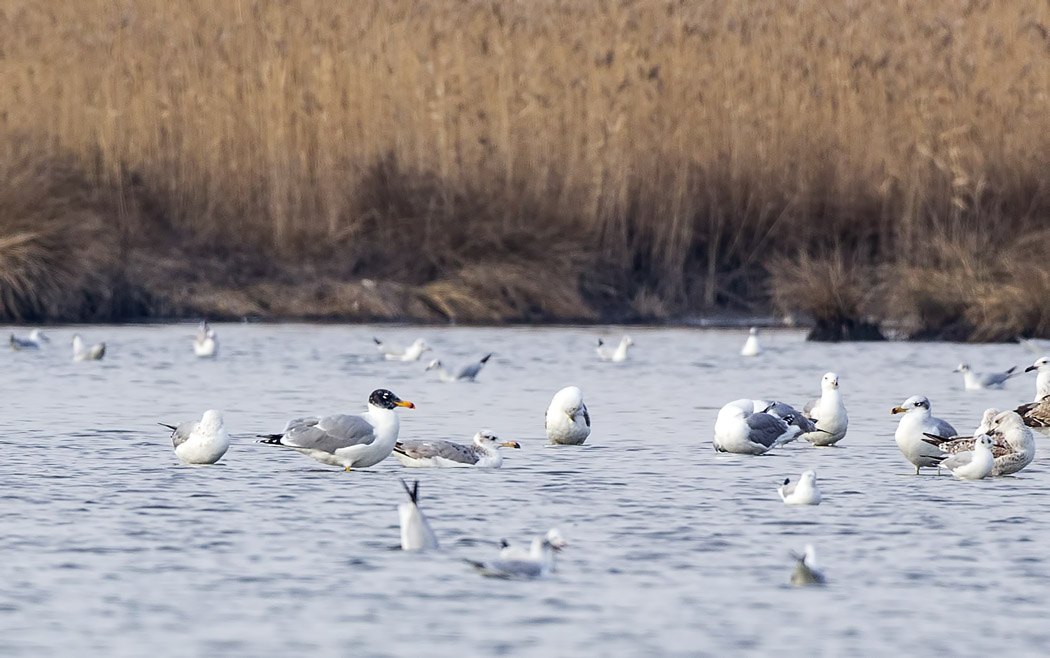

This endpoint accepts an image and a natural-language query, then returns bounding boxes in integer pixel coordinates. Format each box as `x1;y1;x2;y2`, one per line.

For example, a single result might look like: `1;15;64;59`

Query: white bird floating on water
467;534;562;579
1024;357;1050;402
801;373;848;446
393;431;520;468
778;470;822;505
255;389;414;470
72;334;105;361
924;410;1035;476
374;337;430;362
545;386;591;445
953;363;1018;390
193;321;218;357
596;336;633;362
9;329;49;351
161;409;230;465
713;399;802;455
930;434;995;480
891;395;958;474
399;479;439;551
425;354;492;382
790;545;826;586
499;529;568;561
740;327;762;357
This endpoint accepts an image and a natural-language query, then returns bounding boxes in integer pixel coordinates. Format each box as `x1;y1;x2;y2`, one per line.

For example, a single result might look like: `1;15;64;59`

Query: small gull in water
790;545;826;586
467;535;561;579
801;373;848;446
778;470;822;505
393;430;520;468
713;399;801;454
256;389;414;470
924;410;1035;476
1014;396;1050;437
596;336;633;362
740;327;762;357
931;434;995;480
891;395;958;474
374;337;430;362
72;334;106;361
425;354;492;382
161;409;230;465
193;321;218;357
953;363;1018;390
545;386;591;445
399;479;439;551
1024;357;1050;402
9;329;49;351
499;529;568;560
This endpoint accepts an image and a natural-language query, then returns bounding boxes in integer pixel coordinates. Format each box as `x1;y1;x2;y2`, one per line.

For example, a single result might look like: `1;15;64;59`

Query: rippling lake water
2;324;1048;656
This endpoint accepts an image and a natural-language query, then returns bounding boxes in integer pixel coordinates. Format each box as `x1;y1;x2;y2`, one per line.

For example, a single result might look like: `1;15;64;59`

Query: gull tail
400;478;420;505
392;443;409;457
480;354;492;364
255;434;285;445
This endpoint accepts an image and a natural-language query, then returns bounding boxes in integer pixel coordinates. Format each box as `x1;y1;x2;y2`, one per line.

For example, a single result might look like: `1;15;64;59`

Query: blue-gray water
1;325;1048;656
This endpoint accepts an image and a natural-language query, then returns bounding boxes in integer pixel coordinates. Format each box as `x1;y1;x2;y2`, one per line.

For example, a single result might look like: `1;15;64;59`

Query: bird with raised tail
713;399;801;454
255;389;414;470
1025;357;1050;402
193;321;218;357
393;430;520;468
467;535;561;579
953;363;1018;390
161;410;230;465
892;395;958;474
778;470;822;505
596;336;633;362
9;329;49;351
789;545;826;586
545;386;591;445
398;479;439;551
801;373;848;446
425;354;492;382
72;334;105;361
499;529;568;561
932;434;995;480
374;337;430;362
740;327;762;357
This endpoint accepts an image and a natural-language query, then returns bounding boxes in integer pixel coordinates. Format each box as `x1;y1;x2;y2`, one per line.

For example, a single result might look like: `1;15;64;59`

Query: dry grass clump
769;252;882;341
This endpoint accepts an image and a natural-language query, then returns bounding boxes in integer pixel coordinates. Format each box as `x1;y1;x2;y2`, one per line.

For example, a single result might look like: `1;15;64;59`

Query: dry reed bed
1;1;1049;335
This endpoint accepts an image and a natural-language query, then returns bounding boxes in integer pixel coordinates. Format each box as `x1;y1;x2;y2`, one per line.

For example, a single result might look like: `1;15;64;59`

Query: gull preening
161;409;230;465
399;479;439;551
499;529;568;560
393;431;520;468
891;395;958;474
374;337;430;362
545;386;591;445
930;434;995;480
596;336;633;362
256;389;414;470
801;373;848;446
425;354;492;382
789;545;826;586
193;321;218;357
924;410;1035;476
778;470;822;505
953;363;1018;390
713;399;801;454
9;329;49;351
740;327;762;357
72;334;105;361
1024;357;1050;402
1014;396;1050;436
467;533;563;579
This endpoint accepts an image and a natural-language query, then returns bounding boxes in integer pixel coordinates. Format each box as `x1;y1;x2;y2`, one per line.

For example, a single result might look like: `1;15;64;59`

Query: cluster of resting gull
10;324;1050;584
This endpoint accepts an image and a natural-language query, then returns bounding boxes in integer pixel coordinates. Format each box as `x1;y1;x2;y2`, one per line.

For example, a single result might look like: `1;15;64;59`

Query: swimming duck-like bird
9;329;49;351
499;529;568;560
953;363;1018;390
545;386;591;445
72;334;105;361
161;409;230;465
425;354;492;382
256;389;414;470
891;395;958;474
778;470;822;505
393;430;520;468
374;337;430;362
467;535;562;579
596;336;633;362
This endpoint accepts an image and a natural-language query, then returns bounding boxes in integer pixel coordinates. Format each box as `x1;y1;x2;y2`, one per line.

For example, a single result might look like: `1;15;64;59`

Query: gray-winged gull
374;337;430;362
891;395;958;474
953;363;1018;390
161;409;230;465
778;470;822;505
596;336;633;362
393;431;520;468
426;354;491;382
193;321;218;357
801;373;848;446
9;329;49;351
713;399;801;454
545;386;591;445
72;334;105;361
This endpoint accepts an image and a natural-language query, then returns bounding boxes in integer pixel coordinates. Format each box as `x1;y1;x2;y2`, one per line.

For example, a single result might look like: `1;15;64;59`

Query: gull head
1026;357;1050;373
800;470;817;487
953;363;971;373
749;327;759;336
821;372;839;390
621;336;634;347
551;386;585;416
29;329;49;343
369;389;415;410
474;430;520;450
975;434;994;450
425;359;442;371
200;409;225;432
545;528;568;551
990;410;1023;435
892;395;931;415
411;339;430;352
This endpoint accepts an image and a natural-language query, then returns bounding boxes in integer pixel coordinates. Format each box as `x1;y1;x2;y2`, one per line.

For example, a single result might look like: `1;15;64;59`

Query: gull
801;373;848;446
789;545;826;586
713;399;801;454
255;389;415;470
924;411;1035;476
1014;396;1050;436
778;470;822;505
1024;357;1050;402
466;535;560;579
931;434;995;480
891;395;958;474
425;354;492;382
545;386;591;445
740;327;762;357
9;329;49;351
72;334;106;361
374;337;430;362
160;410;230;465
499;529;568;560
393;431;520;468
750;400;820;438
953;363;1018;390
596;336;633;362
193;321;218;357
398;479;439;551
